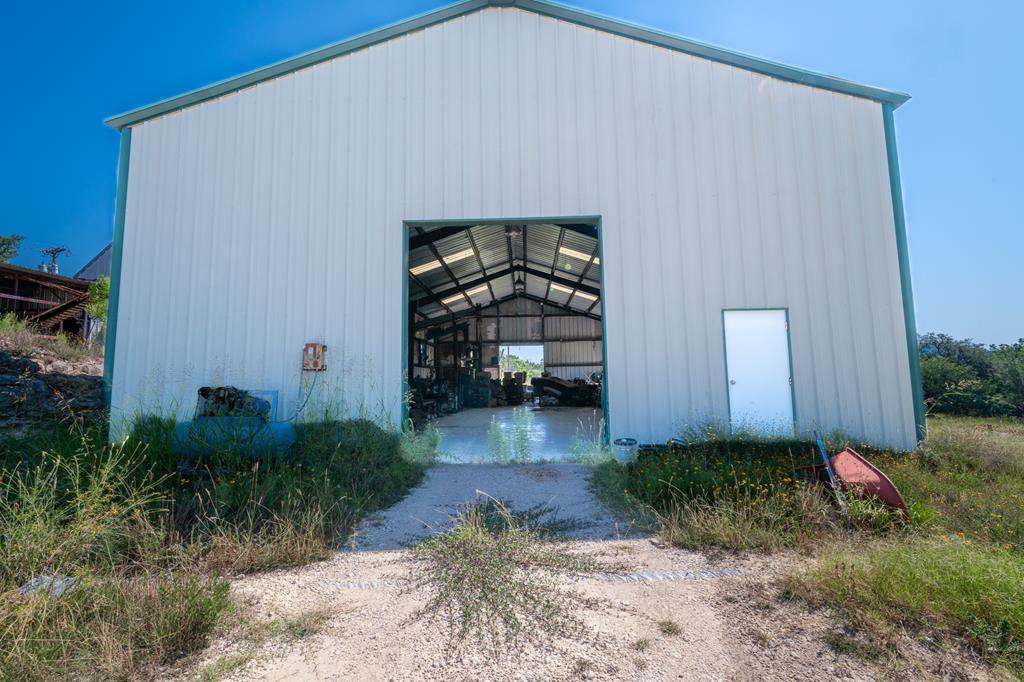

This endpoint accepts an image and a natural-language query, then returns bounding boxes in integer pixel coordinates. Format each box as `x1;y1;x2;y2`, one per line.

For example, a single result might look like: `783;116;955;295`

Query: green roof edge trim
882;103;926;445
105;0;909;130
103;128;131;411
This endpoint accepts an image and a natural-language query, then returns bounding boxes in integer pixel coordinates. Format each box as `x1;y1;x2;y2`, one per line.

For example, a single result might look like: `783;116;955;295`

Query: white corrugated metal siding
113;6;916;448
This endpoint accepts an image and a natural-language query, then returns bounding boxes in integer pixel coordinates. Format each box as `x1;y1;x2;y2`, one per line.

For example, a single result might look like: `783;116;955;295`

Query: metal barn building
103;0;924;450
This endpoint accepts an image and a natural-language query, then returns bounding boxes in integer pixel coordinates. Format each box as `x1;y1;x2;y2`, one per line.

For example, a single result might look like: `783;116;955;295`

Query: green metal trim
105;0;908;130
720;308;797;435
595;217;610;445
882;103;926;444
103;128;132;410
783;309;798;433
720;312;732;430
401;215;607;441
406;215;600;228
402;222;411;426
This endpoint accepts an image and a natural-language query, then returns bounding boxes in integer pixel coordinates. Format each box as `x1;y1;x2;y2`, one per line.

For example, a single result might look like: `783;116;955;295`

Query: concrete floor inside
433;405;604;463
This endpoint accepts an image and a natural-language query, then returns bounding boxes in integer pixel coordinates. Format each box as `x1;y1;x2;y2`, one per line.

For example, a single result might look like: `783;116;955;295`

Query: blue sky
2;1;1019;343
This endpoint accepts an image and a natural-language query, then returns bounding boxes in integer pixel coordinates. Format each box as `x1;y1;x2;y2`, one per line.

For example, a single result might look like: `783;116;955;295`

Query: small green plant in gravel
570;413;614;464
509;407;534;463
411;499;600;659
487;415;511;463
484;408;538;464
657;619;681;636
196;608;332;681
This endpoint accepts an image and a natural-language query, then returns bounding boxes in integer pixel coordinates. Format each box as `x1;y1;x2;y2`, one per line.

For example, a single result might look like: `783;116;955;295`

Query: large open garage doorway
404;219;606;463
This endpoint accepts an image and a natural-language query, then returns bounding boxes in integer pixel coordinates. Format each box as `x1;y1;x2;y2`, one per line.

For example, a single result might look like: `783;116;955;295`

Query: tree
991;340;1024;417
85;276;110;322
500;353;543;383
919;332;994;379
919;351;1013;417
40;245;71;273
0;234;23;263
921;356;976;403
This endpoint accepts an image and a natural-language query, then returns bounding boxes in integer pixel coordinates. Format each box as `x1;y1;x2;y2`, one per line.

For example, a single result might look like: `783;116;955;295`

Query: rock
0;345;101;430
19;575;77;597
0;351;40;376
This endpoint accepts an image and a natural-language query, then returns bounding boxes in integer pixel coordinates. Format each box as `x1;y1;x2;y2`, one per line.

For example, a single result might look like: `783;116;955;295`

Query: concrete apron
432;405;603;463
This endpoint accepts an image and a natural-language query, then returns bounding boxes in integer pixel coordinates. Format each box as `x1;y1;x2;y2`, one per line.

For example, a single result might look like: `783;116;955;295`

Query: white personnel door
723;310;794;435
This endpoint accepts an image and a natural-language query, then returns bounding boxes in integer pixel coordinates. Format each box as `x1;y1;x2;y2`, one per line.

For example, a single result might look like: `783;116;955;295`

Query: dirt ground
194;540;993;681
187;465;996;681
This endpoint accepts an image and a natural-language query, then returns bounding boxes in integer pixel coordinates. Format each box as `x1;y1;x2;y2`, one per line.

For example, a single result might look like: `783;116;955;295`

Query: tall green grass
0;411;440;679
593;427;841;551
779;417;1024;672
784;539;1024;670
879;417;1024;551
0;437;230;681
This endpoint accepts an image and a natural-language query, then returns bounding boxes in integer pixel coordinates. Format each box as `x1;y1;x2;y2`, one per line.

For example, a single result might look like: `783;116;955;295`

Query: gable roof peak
105;0;909;130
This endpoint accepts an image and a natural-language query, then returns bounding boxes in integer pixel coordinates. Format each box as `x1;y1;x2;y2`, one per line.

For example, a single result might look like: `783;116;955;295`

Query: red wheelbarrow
799;432;908;517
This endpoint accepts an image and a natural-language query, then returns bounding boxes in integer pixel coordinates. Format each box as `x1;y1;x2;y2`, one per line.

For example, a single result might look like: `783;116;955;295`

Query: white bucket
612;437;638;463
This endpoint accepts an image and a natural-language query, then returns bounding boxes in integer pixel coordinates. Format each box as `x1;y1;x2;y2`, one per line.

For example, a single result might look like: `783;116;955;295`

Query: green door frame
402;216;610;444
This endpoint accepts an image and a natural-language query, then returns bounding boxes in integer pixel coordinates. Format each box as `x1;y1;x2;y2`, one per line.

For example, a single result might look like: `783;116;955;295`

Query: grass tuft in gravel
411;498;600;659
657;619;681;636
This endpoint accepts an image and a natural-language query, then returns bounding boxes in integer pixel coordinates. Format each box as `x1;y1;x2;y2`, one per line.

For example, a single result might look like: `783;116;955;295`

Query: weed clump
485;408;535;463
0;312;100;361
411;499;599;659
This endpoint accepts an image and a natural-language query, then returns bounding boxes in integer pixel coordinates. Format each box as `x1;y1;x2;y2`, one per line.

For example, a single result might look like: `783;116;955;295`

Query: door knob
729;379;736;385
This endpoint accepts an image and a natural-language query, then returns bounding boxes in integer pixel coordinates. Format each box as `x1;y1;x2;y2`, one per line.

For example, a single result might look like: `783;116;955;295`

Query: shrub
920;357;1011;417
85;276;110;323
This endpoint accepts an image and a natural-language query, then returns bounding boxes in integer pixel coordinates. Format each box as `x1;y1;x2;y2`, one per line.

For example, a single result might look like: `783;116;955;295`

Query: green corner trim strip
103;128;131;411
596;217;610;445
105;0;908;130
882;103;926;444
401;222;411;426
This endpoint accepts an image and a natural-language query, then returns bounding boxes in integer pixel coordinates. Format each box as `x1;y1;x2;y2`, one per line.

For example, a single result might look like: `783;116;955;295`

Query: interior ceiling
408;222;601;321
